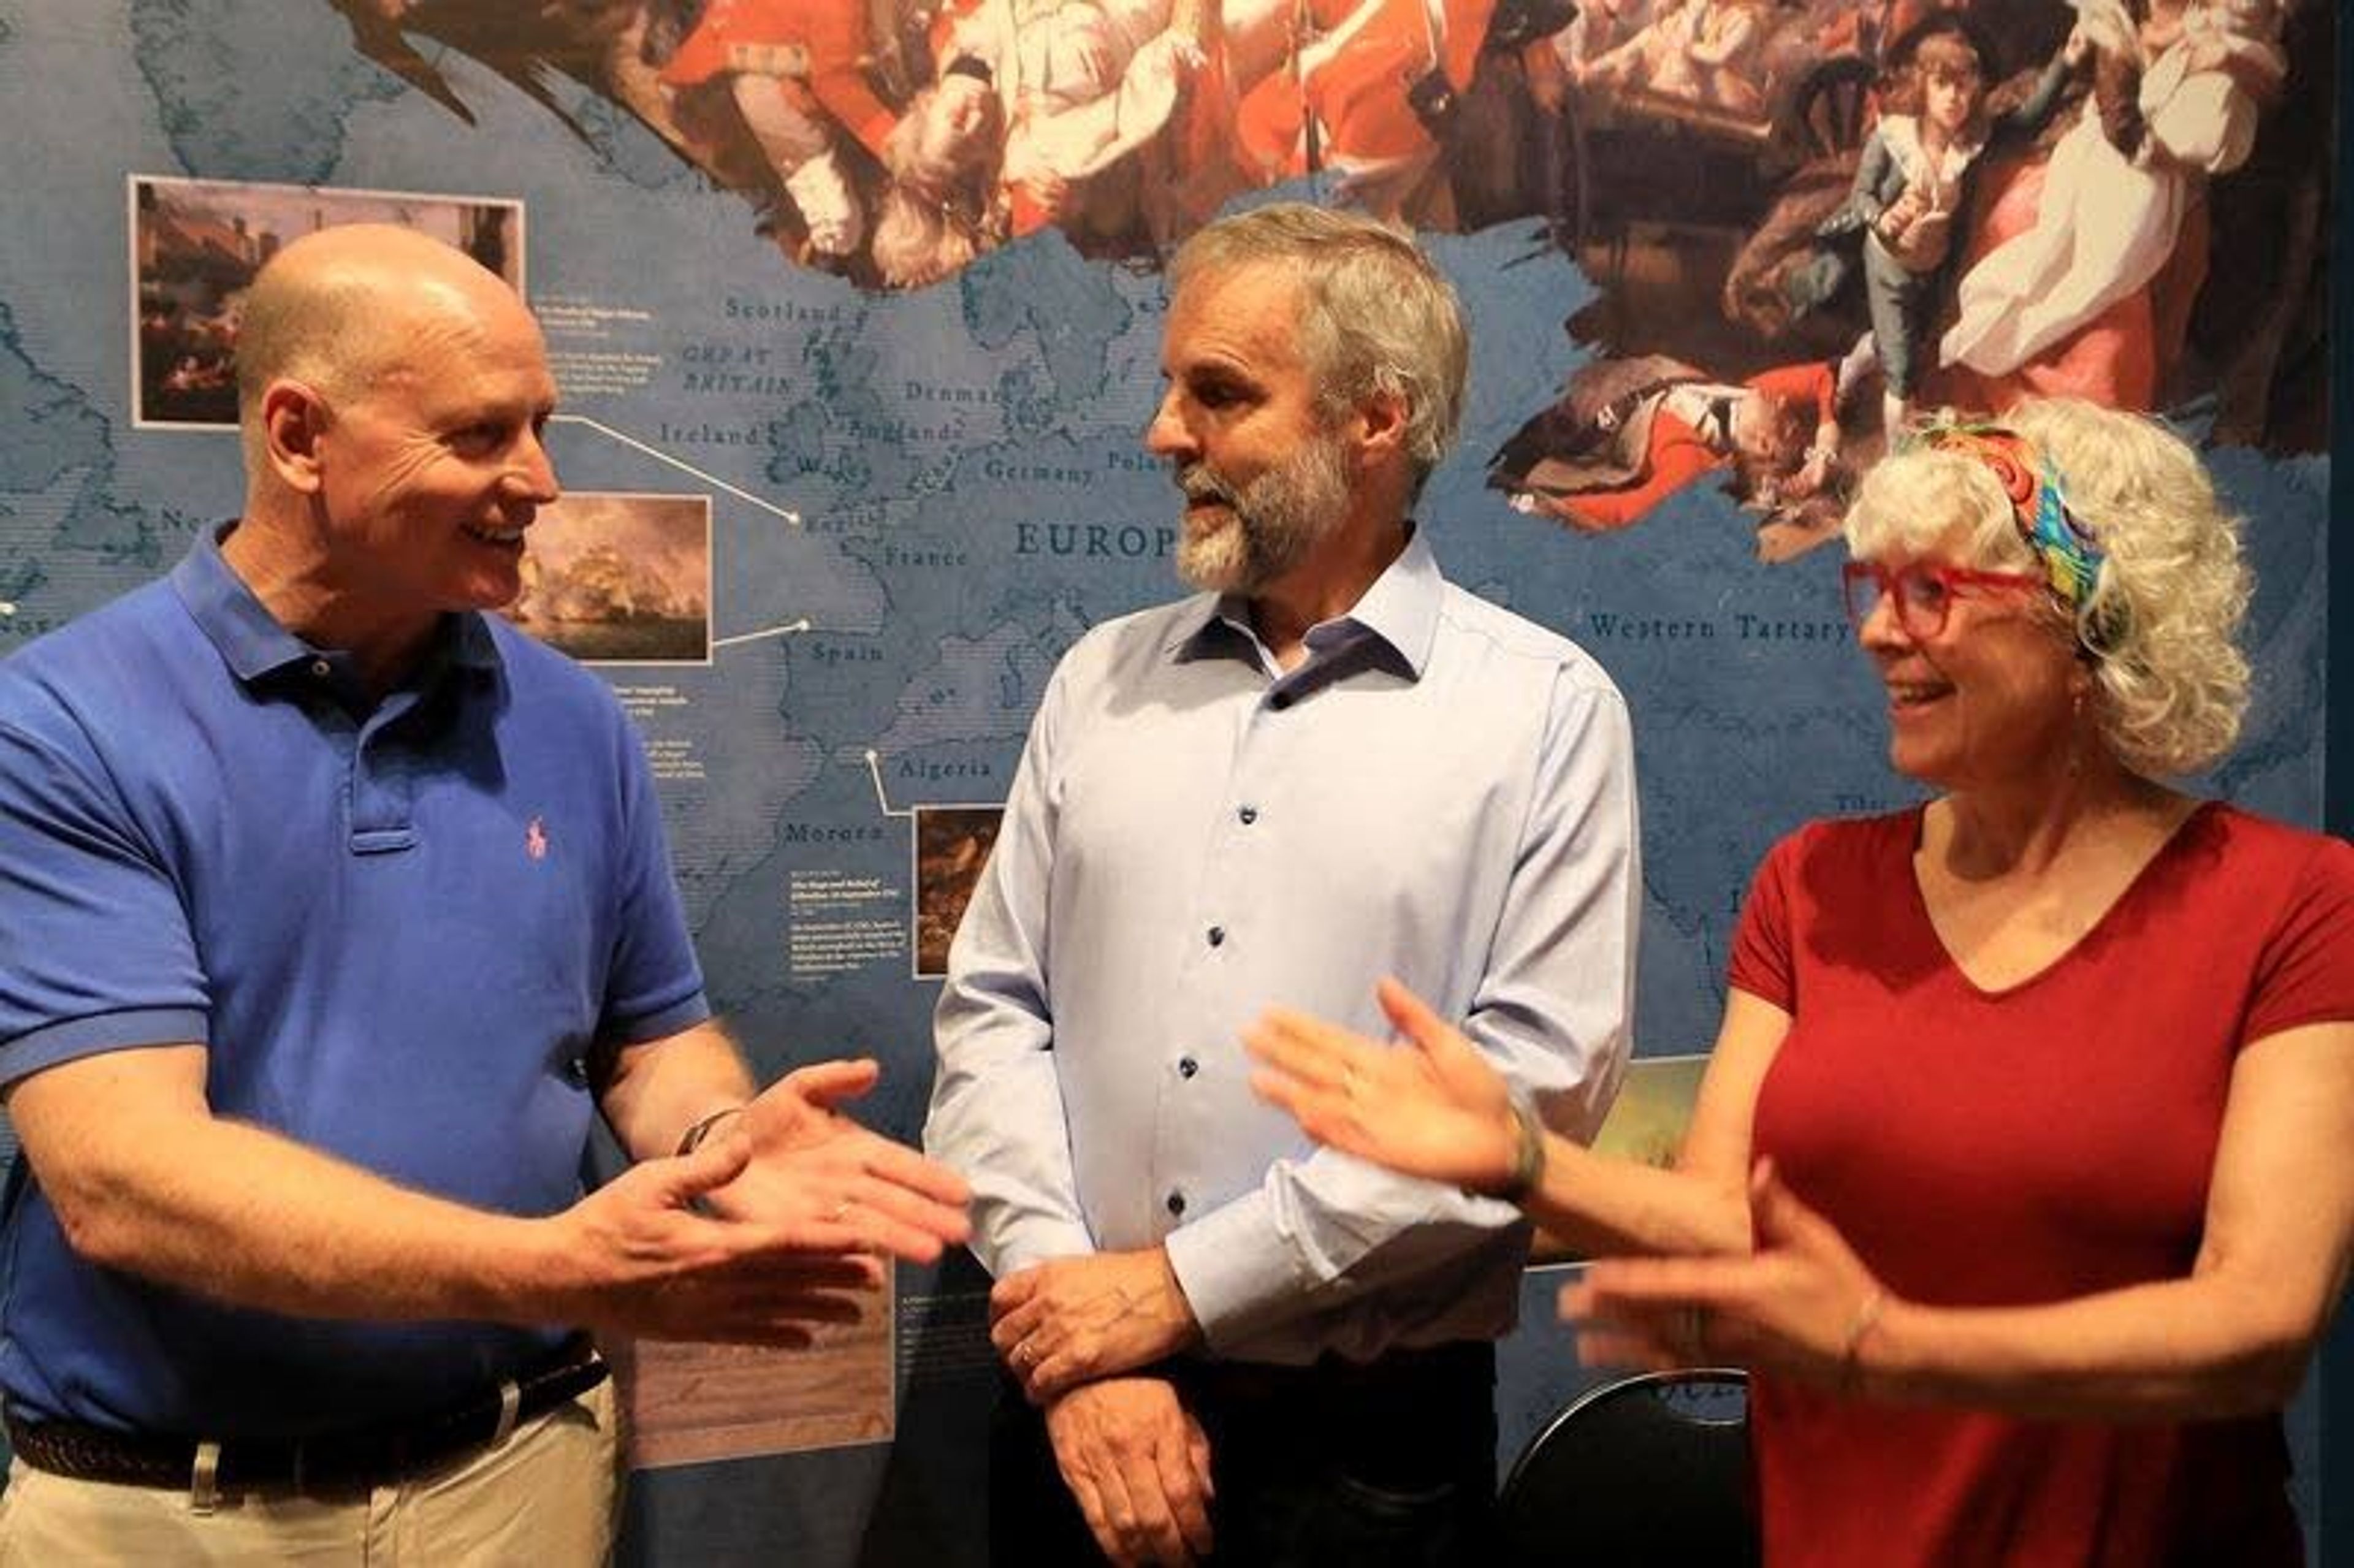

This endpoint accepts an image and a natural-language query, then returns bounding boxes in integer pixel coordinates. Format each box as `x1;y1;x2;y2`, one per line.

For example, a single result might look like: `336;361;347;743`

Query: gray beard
1173;436;1352;594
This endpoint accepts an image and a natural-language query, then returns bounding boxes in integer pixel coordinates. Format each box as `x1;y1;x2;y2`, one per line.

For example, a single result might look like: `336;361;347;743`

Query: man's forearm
25;1081;893;1349
926;683;1100;1271
597;1018;758;1160
36;1097;581;1326
9;1040;884;1344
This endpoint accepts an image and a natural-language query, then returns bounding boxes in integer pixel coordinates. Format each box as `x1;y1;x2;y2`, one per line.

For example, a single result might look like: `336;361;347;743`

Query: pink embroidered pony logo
525;816;550;861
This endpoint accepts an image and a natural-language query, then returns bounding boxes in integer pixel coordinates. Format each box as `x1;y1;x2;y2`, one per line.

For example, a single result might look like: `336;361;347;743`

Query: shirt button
1166;1190;1187;1217
310;659;332;679
1270;691;1292;711
564;1057;590;1086
1206;926;1225;948
1178;1056;1198;1079
1238;805;1257;825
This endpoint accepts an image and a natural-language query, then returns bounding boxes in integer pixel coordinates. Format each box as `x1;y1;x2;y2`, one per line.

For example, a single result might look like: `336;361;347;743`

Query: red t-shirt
1729;803;2354;1566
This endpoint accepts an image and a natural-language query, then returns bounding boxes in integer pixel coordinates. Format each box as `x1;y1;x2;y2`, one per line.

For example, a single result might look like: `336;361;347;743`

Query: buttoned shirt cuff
1162;1192;1318;1351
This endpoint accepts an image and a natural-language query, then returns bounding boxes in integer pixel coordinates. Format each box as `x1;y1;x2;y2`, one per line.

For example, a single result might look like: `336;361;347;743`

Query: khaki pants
0;1378;621;1567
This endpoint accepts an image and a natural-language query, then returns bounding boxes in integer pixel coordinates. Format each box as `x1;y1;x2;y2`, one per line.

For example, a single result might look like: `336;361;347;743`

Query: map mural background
0;2;2336;1562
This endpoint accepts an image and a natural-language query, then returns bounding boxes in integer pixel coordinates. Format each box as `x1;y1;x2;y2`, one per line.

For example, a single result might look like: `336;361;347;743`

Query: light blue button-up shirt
928;528;1638;1363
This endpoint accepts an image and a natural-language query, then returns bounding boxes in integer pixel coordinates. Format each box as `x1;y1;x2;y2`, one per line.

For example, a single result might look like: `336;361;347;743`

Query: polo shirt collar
1167;523;1444;678
445;608;501;674
171;522;501;687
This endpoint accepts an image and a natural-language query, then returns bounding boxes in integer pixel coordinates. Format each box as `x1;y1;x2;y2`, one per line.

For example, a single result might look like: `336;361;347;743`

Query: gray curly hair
1846;398;2252;777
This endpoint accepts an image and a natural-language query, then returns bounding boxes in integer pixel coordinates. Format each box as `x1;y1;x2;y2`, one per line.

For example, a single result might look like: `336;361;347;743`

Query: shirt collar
445;607;501;673
1167;525;1444;678
170;522;502;687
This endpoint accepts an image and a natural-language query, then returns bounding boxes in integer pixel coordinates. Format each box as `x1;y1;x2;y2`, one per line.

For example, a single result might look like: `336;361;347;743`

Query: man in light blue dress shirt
927;204;1639;1566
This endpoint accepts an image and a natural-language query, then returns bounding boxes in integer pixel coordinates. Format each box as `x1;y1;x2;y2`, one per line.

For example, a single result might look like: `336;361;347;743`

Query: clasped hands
991;1247;1202;1404
994;1250;1214;1566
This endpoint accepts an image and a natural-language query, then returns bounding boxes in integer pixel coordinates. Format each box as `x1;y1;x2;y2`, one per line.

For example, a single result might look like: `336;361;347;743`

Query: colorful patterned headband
1904;422;2105;606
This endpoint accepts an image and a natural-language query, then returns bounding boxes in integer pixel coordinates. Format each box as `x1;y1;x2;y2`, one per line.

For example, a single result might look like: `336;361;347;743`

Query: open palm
1245;978;1518;1190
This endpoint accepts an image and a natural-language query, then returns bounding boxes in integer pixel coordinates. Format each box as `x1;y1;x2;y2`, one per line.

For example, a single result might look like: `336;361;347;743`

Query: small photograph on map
913;805;1005;977
129;175;524;430
501;493;711;666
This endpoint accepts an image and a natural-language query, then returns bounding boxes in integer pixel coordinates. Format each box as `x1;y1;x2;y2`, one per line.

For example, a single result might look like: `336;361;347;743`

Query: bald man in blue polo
0;226;967;1562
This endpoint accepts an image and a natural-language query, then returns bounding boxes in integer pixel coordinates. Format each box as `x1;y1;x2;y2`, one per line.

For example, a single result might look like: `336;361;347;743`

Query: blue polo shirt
0;525;710;1437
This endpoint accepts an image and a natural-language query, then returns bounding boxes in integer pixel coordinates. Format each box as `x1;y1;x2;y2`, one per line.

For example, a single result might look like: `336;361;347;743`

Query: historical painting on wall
498;492;714;665
130;175;522;428
322;1;2326;565
1490;0;2328;560
912;805;1004;976
1534;1053;1708;1263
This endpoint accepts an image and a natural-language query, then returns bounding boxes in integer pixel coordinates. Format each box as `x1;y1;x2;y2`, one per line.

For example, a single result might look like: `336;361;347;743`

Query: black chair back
1496;1368;1759;1566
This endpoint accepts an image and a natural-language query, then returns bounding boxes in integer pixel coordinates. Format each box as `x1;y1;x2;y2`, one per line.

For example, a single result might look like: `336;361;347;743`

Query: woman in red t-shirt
1248;397;2354;1565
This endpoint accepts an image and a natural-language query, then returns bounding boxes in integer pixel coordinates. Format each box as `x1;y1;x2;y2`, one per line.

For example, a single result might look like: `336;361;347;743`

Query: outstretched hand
554;1133;878;1347
701;1058;972;1264
1561;1158;1893;1387
1244;977;1520;1192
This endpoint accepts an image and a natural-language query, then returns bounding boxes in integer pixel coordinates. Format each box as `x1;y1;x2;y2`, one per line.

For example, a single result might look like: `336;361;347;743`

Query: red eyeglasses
1841;560;2049;641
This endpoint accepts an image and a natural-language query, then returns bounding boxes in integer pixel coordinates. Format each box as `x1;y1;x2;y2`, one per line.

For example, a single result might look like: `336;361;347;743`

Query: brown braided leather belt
6;1336;608;1493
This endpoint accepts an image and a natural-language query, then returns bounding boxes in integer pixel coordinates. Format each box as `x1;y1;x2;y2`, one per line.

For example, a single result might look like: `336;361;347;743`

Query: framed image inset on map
497;491;712;666
912;804;1005;978
128;173;524;431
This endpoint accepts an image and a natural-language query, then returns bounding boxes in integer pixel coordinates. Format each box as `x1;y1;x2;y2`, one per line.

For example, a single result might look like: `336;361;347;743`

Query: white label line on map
712;618;813;650
550;413;803;525
863;750;913;819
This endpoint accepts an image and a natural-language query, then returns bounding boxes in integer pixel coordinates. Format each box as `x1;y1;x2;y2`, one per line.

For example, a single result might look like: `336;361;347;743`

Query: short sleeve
0;719;209;1082
2245;835;2354;1044
1727;829;1802;1011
